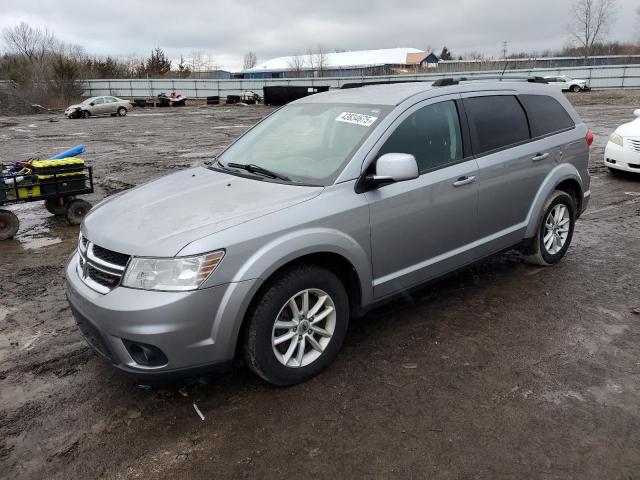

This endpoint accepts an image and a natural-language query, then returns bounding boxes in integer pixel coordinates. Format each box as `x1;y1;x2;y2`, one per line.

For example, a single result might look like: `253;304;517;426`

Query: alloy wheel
271;288;336;368
543;204;570;254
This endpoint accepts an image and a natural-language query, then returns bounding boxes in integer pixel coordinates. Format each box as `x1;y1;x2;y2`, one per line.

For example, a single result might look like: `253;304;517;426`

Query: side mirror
634;109;640;118
367;153;419;188
89;102;95;106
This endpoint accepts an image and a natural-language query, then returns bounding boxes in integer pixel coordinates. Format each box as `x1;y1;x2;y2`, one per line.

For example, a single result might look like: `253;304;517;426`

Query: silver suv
66;79;592;385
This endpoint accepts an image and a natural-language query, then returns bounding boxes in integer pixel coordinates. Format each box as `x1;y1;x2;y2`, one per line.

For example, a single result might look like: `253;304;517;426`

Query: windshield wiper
226;162;291;181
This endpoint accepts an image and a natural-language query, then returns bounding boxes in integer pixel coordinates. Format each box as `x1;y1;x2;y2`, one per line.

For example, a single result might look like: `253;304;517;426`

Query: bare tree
315;45;328;77
306;47;316;75
1;22;56;65
243;51;257;70
287;54;305;77
568;0;617;58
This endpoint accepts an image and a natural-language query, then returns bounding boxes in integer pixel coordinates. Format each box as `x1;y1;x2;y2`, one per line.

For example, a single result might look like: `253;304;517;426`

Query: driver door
365;96;480;299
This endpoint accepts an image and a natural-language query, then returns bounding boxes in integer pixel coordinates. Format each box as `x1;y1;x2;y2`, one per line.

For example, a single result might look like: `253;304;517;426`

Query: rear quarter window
519;94;575;137
463;95;531;155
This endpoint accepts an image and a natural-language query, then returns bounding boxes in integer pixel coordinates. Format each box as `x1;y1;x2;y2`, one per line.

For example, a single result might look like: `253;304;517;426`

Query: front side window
93;97;105;105
217;103;391;185
463;95;530;155
377;100;463;174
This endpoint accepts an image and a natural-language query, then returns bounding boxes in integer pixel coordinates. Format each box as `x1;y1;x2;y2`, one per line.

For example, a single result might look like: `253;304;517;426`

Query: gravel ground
1;91;640;479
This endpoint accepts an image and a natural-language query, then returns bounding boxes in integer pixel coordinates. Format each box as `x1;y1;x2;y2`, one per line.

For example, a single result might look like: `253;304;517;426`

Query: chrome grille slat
77;234;129;294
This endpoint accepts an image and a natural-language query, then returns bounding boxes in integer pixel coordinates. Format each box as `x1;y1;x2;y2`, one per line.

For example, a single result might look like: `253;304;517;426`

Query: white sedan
604;109;640;174
543;75;590;92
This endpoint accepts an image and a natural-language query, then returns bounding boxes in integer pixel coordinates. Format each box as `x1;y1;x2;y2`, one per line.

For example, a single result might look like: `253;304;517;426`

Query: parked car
66;79;592;385
65;96;132;119
604;109;640;174
543;75;590;92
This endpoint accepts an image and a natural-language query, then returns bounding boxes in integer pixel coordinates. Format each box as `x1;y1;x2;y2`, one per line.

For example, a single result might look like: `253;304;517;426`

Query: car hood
66;104;81;111
82;167;323;257
615;117;640;137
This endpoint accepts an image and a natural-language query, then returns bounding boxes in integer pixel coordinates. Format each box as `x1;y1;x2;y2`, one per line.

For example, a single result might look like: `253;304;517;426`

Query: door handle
453;175;476;187
532;152;549;162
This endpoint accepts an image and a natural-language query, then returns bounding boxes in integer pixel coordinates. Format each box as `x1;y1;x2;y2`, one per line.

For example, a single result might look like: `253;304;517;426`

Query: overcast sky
1;0;638;71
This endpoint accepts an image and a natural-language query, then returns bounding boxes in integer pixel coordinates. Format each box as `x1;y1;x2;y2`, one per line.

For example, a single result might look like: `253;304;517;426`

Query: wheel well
235;252;363;358
556;179;582;214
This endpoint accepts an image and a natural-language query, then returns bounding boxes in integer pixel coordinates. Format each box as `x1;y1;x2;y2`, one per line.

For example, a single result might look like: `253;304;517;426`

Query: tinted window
93;97;104;105
105;97;117;103
520;94;575;137
378;100;463;173
463;95;530;154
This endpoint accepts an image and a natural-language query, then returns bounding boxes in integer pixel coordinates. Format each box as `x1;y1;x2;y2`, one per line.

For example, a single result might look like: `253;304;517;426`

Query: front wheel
82;110;90;119
0;209;19;240
243;264;349;385
570;85;581;93
526;190;576;266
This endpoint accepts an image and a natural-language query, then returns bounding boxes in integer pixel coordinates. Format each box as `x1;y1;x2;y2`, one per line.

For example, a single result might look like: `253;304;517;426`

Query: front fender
524;163;584;238
227;228;373;306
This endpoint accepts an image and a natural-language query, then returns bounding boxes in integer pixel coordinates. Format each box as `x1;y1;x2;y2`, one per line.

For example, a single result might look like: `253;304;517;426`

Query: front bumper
65;253;261;377
604;141;640;173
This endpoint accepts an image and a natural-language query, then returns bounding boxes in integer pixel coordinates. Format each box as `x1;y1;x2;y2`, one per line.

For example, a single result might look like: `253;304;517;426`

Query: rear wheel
526;191;576;266
570;85;581;93
117;107;127;117
0;209;19;240
243;264;349;385
65;199;92;225
44;197;70;216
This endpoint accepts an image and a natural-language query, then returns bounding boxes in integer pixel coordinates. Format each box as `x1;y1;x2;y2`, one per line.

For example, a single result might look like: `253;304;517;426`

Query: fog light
122;339;168;367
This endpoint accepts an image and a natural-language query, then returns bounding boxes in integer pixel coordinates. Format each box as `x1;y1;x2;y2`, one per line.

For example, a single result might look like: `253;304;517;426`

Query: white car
604;109;640;174
543;75;590;92
65;96;132;119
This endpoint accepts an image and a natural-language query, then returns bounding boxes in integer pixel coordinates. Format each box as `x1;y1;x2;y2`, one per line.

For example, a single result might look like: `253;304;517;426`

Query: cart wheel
44;197;70;216
66;199;92;225
0;209;19;240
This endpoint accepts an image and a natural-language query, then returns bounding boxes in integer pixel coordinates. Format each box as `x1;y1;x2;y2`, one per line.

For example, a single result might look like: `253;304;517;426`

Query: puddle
3;203;75;251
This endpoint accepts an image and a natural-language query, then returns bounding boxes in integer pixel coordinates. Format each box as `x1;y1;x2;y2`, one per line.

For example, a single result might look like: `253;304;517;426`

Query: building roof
244;48;432;73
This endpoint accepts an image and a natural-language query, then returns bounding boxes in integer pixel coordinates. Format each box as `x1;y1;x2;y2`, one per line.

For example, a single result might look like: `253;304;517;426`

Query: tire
608;167;622;175
44;197;70;216
526;191;576;266
65;199;92;225
243;264;349;386
0;209;19;240
82;110;90;119
117;107;127;117
570;85;581;93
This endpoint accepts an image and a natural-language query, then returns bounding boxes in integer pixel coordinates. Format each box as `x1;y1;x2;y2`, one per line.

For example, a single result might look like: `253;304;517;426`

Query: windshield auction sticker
336;112;378;127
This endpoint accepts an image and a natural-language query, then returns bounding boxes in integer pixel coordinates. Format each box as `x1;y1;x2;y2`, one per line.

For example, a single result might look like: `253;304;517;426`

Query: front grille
628;139;640;153
78;234;128;294
71;306;112;360
92;244;130;267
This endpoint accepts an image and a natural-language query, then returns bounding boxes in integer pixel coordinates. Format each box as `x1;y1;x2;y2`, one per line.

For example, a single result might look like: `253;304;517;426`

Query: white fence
81;64;640;99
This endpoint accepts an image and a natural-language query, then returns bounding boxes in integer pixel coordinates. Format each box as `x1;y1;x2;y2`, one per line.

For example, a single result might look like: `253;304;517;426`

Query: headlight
608;132;624;147
121;250;225;291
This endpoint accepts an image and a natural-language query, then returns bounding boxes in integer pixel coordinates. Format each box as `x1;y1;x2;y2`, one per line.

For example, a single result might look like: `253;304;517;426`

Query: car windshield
216;103;391;185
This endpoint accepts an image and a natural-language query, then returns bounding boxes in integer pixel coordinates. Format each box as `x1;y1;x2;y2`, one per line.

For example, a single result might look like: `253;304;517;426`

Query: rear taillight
585;130;594;147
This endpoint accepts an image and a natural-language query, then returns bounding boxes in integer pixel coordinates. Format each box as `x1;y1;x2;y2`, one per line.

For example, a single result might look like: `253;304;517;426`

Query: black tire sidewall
245;265;349;386
538;192;576;265
66;200;91;225
44;197;69;216
117;107;127;116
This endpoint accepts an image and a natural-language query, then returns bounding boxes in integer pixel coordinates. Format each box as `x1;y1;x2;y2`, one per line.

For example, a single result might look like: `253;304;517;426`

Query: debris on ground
193;403;205;421
178;387;189;398
0;90;43;116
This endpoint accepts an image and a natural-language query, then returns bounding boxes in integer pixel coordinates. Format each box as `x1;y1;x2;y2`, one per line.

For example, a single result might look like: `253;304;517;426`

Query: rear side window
378;100;463;173
519;94;575;137
463;95;530;155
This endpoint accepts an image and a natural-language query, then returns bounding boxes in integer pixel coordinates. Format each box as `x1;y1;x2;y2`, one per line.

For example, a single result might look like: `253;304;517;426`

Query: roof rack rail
340;80;430;89
432;76;548;86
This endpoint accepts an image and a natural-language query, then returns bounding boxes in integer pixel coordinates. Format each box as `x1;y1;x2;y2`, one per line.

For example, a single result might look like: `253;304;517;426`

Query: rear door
366;96;480;299
461;93;544;253
104;96;118;113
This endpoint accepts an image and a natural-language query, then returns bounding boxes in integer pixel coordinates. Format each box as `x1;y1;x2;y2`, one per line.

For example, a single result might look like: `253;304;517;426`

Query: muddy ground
1;92;640;479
